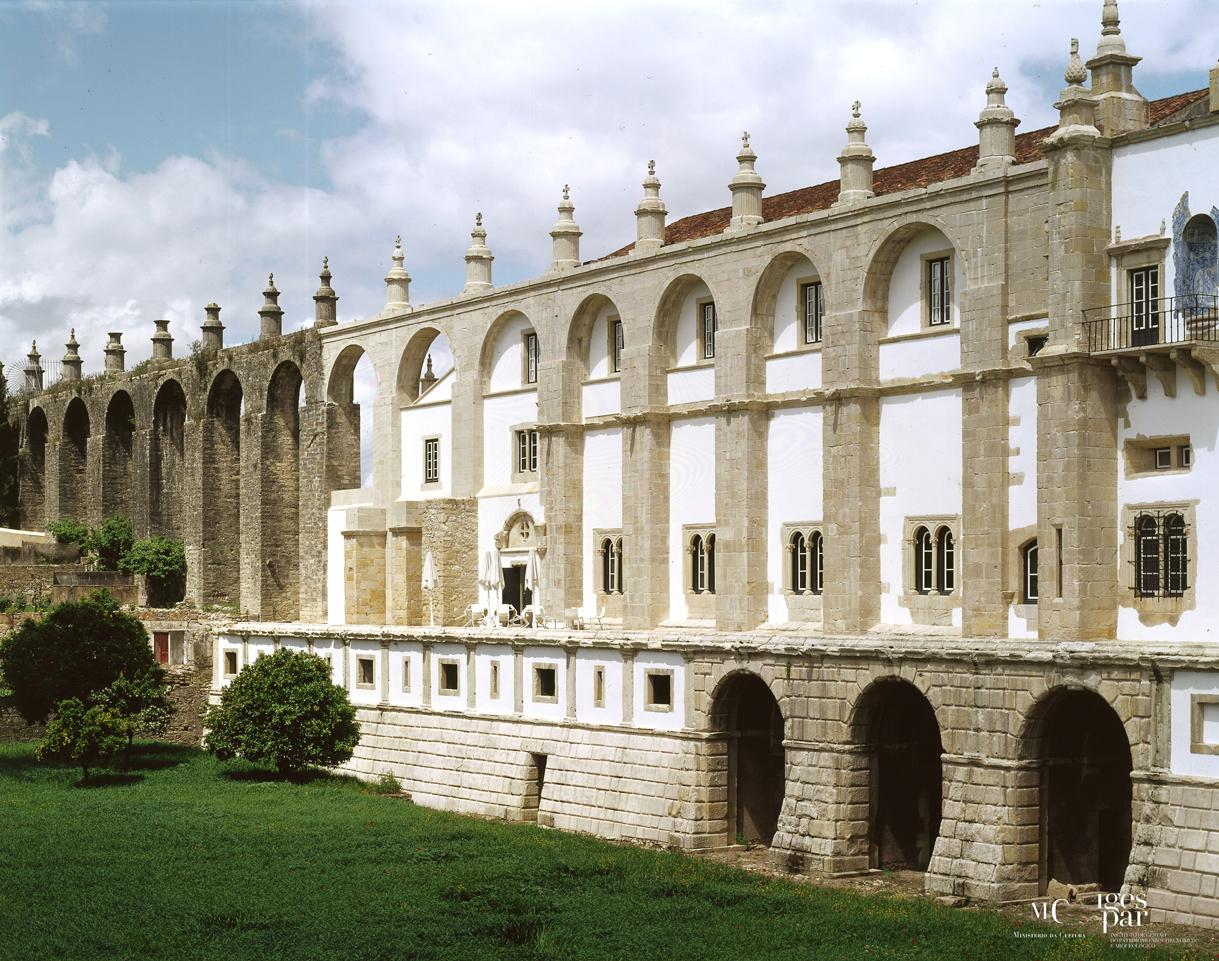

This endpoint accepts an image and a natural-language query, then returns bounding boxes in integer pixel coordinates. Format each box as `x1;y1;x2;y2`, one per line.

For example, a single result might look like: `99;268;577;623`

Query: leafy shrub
373;771;402;795
92;669;174;768
90;515;134;571
119;537;186;606
48;519;90;550
36;698;126;783
205;648;360;776
0;591;155;723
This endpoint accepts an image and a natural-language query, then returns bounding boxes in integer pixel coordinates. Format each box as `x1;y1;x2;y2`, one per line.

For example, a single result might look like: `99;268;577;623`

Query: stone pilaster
299;398;332;623
238;409;263;619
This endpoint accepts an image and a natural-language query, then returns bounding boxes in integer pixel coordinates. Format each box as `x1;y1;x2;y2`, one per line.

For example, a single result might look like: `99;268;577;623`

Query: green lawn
0;742;1201;961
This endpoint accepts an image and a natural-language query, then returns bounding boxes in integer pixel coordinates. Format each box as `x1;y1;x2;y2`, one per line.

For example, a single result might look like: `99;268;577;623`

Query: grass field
0;741;1203;961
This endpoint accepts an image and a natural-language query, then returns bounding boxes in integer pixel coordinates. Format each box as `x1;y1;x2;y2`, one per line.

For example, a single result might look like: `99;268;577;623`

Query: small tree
205;648;360;777
119;537;186;606
36;698;126;784
91;515;134;571
92;669;174;768
47;519;91;551
0;591;155;723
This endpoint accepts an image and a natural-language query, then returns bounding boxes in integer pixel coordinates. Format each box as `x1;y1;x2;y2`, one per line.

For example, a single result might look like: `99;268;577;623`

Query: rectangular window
490;661;500;699
223;650;238;677
701;302;717;359
1055;525;1064;599
423;437;440;484
402;659;411;693
801;282;823;345
516;429;539;475
439;660;460;695
1180;445;1193;469
525;331;539;384
1154;447;1172;470
646;671;673;711
356;656;375;688
533;665;558;702
154;632;170;665
593;666;606;708
1129;266;1160;342
611;319;624;373
928;257;951;327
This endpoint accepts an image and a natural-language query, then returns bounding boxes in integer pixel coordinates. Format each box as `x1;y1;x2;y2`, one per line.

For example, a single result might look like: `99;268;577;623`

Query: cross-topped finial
268;272;275;286
323;256;329;269
562;184;570;201
851;100;861;118
647;159;656;176
742;130;750;148
395;235;401;247
475;212;483;227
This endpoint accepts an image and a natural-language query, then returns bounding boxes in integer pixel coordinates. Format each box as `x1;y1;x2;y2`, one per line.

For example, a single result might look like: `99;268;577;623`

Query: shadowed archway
710;672;785;846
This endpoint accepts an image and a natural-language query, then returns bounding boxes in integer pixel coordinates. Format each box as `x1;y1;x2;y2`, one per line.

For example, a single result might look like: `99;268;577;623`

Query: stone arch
261;360;304;621
325;344;375;491
1019;685;1133;895
566;293;623;379
101;390;135;521
396;324;453;406
861;215;969;315
202;369;243;607
750;247;826;348
1182;213;1218;302
848;676;944;871
20;407;48;529
653;272;716;366
564;292;624;421
479;309;535;395
59;397;91;523
149;379;187;539
708;670;786;846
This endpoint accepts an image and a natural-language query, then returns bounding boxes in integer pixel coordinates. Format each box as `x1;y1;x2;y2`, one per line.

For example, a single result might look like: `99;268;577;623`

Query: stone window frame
355;654;376;690
921;249;955;330
683;524;717;619
1108;235;1168;312
1120;501;1197;622
796;275;825;350
401;658;411;694
222;649;239;678
437;658;462;696
901;515;961;625
1189;693;1219;756
608;316;624;375
697;298;717;363
592;665;607;709
522;329;540;385
593;528;625;620
1125;434;1191;478
643;668;675;713
531;662;560;704
1020;538;1039;604
422;435;441;486
780;521;824;620
511;424;540;484
489;660;501;700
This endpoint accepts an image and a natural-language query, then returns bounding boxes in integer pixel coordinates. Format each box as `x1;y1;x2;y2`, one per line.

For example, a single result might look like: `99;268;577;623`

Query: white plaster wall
586;304;616;380
401;370;453;499
581;427;623;613
574;649;624;725
887;227;959;338
771;260;818;353
879;332;960;381
1007;374;1040;640
313;635;345;686
327;507;346;625
523;646;567;721
878;389;963;627
667;366;715;405
1112;124;1219;298
1170;670;1219;779
217;637;243;688
279;637;309;656
348;639;382;706
1008;317;1048;349
1117;380;1219;642
673;281;713;367
766;406;823;623
247;636;275;663
668;416;716;621
766;352;821;394
481;391;539;490
474;644;515;713
631;652;685;731
582;379;621;419
430;642;468;712
487;313;536;392
387;641;424;709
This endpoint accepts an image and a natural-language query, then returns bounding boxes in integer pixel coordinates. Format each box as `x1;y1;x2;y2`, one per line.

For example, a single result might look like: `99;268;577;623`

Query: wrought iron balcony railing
1083;295;1219;353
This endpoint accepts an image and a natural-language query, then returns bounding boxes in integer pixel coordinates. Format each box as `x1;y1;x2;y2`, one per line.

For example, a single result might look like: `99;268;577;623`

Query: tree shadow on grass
125;741;196;772
76;772;144;788
221;765;331;785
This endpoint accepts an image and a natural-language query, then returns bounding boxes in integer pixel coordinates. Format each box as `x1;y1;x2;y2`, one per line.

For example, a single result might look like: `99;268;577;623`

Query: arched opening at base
712;673;785;847
1033;689;1132;895
854;679;943;871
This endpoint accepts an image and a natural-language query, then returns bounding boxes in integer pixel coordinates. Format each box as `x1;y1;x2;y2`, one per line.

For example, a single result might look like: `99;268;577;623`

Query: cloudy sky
1;0;1216;384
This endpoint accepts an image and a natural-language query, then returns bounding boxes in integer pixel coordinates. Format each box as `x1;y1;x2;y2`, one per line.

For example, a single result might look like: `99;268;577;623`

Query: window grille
1130;511;1190;598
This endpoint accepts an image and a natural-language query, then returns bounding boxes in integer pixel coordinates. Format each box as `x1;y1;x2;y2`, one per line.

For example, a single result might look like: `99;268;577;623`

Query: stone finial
975;67;1020;168
151;319;174;360
1047;40;1101;146
384;236;412;311
1065;39;1088;85
103;331;126;372
62;329;82;382
314;256;339;328
421;352;437;390
727;129;765;231
201;302;224;352
24;341;44;392
633;160;667;255
258;272;284;341
549;184;582;272
836;101;875;205
462;212;494;295
1086;0;1148;135
1097;0;1125;56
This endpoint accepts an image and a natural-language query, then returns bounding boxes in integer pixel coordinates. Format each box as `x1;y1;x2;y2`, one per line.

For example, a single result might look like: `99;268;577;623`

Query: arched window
913;527;933;594
810;531;824;596
706;534;716;595
789;531;807;594
936;527;955;594
1022;541;1038;603
691;534;705;594
1165;513;1188;597
614;538;624;594
1135;514;1160;597
601;537;616;594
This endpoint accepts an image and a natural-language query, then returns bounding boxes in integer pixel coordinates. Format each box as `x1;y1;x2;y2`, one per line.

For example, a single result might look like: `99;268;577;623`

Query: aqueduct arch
150;379;187;539
202;370;243;607
709;672;786;846
59;397;91;523
101;390;135;521
261;360;304;621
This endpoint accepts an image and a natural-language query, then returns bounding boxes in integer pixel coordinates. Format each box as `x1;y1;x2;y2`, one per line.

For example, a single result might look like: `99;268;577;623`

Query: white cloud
23;0;107;66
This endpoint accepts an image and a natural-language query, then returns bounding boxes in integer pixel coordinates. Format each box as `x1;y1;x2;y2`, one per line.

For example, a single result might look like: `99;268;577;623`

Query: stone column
238;409;264;619
181;412;204;607
537;354;583;621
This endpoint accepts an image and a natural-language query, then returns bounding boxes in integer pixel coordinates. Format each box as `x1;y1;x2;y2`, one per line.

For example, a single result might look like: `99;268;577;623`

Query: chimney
62;329;82;383
975;68;1020;168
462;213;493;295
258;273;284;340
727;131;765;230
314;257;338;328
384;238;411;311
836;102;875;205
201;303;224;351
24;341;43;392
103;332;125;372
549;185;582;271
633;160;667;255
151;319;173;360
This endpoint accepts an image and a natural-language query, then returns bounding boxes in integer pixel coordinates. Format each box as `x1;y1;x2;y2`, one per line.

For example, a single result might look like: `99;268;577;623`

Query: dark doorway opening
523;752;548;823
1036;689;1132;894
859;680;943;871
501;564;532;614
714;673;785;846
